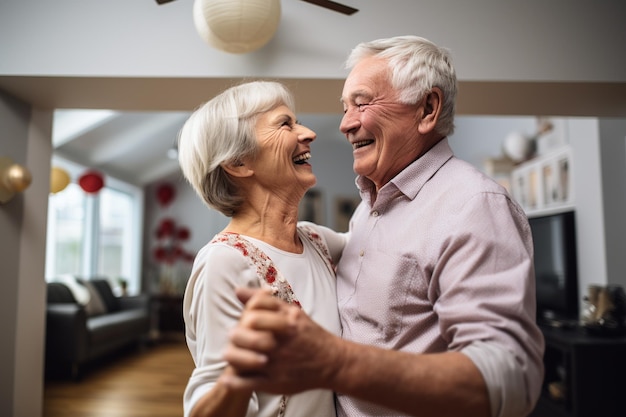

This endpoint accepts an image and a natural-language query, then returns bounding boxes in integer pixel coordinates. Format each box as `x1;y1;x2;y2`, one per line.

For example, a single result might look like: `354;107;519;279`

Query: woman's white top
183;222;347;417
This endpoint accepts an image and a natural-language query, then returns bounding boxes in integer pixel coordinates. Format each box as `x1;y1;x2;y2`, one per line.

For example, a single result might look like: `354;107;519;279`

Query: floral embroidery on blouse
210;226;333;306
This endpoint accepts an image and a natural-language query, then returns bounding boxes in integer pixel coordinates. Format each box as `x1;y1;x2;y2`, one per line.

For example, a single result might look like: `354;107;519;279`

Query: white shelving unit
510;146;575;218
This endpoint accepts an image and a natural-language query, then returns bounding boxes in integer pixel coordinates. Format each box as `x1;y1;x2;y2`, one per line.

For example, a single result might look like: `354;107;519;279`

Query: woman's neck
224;199;302;253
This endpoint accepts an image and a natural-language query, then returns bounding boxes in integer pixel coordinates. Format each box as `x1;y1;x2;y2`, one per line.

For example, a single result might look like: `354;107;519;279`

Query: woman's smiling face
249;105;317;198
340;56;423;189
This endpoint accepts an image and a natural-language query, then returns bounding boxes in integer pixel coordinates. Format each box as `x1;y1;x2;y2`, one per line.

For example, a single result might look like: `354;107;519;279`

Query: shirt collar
356;138;454;203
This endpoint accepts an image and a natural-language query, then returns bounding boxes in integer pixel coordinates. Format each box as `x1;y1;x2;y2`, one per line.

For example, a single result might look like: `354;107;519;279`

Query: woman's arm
184;245;261;417
189;367;253;417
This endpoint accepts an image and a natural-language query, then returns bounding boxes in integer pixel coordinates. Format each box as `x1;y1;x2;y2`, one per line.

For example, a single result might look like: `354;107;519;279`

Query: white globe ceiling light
192;0;282;54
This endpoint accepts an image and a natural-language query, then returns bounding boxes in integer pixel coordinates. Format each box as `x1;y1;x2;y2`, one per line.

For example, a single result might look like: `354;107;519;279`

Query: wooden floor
43;337;194;417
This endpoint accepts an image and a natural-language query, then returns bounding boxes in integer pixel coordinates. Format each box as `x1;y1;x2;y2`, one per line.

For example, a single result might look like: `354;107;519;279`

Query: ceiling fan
155;0;359;16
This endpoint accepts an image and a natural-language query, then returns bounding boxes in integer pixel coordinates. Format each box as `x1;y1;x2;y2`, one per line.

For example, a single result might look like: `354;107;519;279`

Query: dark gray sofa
45;278;151;379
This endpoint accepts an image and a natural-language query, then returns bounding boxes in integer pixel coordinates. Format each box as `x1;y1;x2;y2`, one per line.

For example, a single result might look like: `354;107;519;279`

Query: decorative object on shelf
0;156;32;204
50;166;71;194
510;145;573;214
78;170;105;194
580;284;626;337
502;119;554;164
192;0;281;54
117;278;128;296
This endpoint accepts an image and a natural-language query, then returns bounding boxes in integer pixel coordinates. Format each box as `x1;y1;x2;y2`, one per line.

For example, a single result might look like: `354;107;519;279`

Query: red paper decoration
78;170;105;194
156;183;175;207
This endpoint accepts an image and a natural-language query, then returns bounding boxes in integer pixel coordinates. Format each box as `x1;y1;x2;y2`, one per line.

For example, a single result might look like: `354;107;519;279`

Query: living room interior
2;1;626;416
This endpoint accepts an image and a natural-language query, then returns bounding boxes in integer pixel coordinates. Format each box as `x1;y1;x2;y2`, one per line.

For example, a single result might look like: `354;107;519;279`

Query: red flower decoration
234;242;249;257
265;266;277;283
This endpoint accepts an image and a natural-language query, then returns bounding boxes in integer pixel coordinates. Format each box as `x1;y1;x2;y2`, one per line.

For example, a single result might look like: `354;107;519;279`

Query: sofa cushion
89;279;120;312
87;309;149;345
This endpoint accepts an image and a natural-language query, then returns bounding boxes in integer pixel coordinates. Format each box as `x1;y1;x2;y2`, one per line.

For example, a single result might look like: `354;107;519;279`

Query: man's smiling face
340;56;422;190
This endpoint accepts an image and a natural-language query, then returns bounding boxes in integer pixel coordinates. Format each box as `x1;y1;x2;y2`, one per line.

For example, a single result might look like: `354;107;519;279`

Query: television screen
529;211;579;324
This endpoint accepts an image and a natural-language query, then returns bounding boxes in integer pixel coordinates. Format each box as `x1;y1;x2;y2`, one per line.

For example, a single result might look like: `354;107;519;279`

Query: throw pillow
55;274;91;305
80;280;108;316
90;279;121;312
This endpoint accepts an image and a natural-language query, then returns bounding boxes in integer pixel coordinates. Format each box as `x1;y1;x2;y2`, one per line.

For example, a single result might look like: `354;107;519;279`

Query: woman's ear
221;159;254;178
417;87;443;134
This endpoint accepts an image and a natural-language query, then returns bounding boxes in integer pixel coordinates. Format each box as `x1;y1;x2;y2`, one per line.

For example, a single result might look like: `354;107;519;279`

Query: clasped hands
221;287;340;395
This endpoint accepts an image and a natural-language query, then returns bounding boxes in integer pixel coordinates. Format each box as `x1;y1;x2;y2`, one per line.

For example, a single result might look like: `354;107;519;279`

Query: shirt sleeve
183;244;262;417
462;341;530;417
435;192;545;417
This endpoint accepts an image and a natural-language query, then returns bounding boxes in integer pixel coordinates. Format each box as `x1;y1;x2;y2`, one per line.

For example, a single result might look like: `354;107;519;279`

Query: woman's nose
299;126;316;142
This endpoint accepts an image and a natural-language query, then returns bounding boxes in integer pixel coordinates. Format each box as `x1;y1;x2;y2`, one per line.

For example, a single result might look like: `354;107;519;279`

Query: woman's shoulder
194;236;258;275
189;236;262;291
297;221;348;262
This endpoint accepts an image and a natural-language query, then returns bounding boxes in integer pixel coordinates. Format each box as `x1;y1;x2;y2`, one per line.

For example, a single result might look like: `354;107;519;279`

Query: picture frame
298;189;325;225
334;195;361;232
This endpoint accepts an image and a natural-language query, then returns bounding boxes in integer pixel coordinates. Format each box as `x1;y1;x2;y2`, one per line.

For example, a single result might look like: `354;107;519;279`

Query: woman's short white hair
345;35;457;137
177;80;295;216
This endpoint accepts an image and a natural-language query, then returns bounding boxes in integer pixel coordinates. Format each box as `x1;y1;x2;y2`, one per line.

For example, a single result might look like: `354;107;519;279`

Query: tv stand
539;317;578;330
530;324;626;417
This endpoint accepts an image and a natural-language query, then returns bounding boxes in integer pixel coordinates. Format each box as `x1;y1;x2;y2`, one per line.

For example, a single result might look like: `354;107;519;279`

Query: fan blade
155;0;177;5
301;0;358;15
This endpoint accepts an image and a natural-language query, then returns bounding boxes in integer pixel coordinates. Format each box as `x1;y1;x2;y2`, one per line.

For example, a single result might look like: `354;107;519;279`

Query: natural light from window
45;157;143;295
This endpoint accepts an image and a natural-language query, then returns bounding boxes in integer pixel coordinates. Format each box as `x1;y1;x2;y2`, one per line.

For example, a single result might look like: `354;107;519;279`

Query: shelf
530;325;626;417
511;146;574;216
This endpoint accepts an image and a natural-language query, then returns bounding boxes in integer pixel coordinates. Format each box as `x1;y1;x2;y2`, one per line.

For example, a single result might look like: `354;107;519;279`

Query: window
45;157;144;294
46;183;85;277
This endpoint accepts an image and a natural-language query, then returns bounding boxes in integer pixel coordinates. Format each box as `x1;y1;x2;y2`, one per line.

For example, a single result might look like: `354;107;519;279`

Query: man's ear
221;160;254;178
417;87;443;134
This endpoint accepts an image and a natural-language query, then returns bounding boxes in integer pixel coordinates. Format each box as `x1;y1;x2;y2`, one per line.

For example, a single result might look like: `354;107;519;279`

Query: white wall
1;1;624;83
597;119;626;286
0;92;51;417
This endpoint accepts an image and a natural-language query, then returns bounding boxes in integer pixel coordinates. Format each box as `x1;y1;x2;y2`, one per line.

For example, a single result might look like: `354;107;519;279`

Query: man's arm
223;288;491;417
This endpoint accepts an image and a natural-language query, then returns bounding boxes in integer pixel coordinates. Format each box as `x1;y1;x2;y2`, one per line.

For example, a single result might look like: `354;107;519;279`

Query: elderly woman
177;81;346;417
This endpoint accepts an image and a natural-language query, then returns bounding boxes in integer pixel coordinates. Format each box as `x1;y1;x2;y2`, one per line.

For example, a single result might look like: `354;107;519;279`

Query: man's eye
343;103;370;113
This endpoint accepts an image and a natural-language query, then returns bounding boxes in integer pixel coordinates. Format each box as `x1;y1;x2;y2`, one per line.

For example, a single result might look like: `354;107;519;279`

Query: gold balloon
0;156;33;204
50;166;71;194
4;164;32;192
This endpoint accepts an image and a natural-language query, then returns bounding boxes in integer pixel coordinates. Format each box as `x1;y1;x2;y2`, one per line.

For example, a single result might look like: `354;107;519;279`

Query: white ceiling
52;109;191;185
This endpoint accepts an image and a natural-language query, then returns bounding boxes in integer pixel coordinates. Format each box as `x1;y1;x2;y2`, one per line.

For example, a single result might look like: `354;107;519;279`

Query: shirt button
359;250;365;257
371;210;379;217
